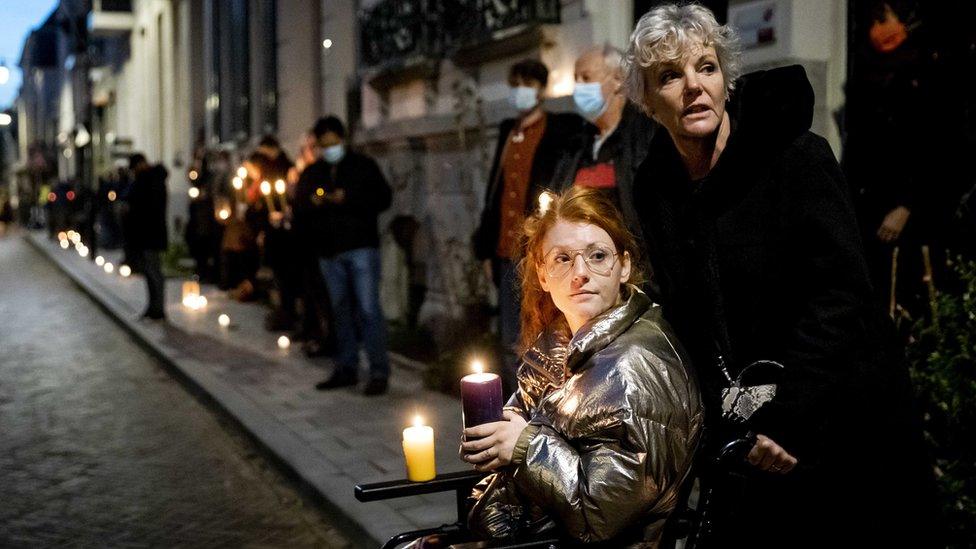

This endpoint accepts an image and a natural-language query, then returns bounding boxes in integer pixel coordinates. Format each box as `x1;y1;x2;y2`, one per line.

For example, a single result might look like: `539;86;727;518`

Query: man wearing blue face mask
552;45;658;240
297;115;393;396
472;59;587;395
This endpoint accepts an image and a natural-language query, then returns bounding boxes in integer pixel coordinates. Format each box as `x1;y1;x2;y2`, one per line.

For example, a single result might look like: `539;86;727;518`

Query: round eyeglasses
543;245;618;278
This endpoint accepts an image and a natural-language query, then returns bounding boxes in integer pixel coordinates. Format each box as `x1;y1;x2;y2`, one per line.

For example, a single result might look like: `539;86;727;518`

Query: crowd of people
40;0;970;545
181;116;393;396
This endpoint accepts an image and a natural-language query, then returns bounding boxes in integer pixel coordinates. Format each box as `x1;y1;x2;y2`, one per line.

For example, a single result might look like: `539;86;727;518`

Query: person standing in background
302;116;393;396
471;58;587;395
127;153;169;321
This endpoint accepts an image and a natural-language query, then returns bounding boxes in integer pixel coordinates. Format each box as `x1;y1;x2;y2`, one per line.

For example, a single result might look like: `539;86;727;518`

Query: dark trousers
141;249;165;317
497;258;521;396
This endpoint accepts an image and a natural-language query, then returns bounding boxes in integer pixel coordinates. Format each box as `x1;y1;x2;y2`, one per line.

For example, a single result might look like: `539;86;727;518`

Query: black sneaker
314;371;358;391
363;377;389;396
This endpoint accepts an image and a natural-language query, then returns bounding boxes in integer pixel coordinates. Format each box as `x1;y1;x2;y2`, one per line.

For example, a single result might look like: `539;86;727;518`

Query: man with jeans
127;153;169;320
302;116;392;396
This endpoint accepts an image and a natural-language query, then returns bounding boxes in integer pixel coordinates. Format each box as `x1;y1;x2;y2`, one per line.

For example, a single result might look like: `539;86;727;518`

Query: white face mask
322;144;345;164
573;81;608;121
508;86;539;112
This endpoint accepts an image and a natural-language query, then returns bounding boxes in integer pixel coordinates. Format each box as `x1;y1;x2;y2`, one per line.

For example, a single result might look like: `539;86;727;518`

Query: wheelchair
354;436;757;549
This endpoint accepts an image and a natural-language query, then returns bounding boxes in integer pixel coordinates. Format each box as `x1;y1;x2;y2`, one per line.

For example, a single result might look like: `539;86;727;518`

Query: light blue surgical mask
322;144;345;164
508;86;539;112
573;81;608;121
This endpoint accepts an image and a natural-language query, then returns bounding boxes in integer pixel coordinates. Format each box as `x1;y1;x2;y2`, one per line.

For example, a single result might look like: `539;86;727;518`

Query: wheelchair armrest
355;470;487;503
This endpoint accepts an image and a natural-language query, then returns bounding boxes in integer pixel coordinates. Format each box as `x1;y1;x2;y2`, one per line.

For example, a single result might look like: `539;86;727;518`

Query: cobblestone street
0;236;357;548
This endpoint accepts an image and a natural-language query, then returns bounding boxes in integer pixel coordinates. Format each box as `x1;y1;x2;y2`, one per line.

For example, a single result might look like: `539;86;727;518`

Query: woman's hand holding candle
460;410;528;472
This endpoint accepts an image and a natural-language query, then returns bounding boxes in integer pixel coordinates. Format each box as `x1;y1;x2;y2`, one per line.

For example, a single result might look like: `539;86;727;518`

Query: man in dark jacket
127;153;168;320
552;45;657;240
472;58;587;394
301;116;393;396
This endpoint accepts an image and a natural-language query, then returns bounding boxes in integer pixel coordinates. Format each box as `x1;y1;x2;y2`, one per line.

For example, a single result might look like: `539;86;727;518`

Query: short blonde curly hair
623;3;742;115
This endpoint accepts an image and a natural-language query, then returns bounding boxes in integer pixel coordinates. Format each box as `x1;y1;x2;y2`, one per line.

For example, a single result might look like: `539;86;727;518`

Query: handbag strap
690;182;736;386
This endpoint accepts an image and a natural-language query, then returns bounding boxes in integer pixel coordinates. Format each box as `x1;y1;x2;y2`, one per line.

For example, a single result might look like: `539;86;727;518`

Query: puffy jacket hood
726;64;815;152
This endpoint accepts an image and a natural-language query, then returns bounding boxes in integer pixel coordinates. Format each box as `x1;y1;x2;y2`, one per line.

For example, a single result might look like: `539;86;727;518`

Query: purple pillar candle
460;362;504;428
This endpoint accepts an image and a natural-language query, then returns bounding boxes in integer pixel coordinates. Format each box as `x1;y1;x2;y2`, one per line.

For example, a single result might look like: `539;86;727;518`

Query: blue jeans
319;248;389;380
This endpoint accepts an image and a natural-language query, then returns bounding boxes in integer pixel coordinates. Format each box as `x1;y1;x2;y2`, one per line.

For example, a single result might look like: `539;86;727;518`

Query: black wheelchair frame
354;435;756;549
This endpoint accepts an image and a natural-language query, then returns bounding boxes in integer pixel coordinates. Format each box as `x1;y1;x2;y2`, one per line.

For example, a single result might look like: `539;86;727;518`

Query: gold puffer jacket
468;287;703;547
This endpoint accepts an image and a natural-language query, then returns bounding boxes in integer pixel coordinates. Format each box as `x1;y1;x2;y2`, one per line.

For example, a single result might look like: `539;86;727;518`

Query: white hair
623;3;742;115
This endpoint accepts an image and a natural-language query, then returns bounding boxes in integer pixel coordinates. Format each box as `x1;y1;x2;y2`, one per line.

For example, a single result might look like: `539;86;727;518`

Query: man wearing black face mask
296;115;393;396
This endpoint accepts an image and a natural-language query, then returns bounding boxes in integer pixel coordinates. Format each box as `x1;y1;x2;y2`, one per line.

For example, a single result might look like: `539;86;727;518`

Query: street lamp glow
218;314;230;328
322;38;333;49
119;265;132;277
188;187;200;199
104;262;114;274
274;179;286;195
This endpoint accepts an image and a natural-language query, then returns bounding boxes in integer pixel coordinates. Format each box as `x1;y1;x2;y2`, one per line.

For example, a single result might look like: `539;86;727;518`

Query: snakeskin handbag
720;359;785;424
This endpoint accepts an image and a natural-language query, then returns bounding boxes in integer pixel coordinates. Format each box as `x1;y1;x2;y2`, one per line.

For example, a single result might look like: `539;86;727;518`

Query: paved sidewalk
26;232;466;546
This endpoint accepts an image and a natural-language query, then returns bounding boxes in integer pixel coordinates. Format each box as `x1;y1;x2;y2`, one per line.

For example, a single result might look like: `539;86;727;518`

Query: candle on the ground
402;415;436;482
460;359;503;428
218;314;230;328
277;335;290;349
182;280;201;307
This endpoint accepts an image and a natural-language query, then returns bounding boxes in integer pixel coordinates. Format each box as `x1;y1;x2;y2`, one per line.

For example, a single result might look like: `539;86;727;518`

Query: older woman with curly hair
623;3;939;547
458;186;702;547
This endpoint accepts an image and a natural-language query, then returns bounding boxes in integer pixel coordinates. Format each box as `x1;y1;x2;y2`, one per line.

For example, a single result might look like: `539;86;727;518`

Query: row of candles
180;281;292;350
188;166;289;218
57;232;291;352
61;229;498;484
57;231;132;277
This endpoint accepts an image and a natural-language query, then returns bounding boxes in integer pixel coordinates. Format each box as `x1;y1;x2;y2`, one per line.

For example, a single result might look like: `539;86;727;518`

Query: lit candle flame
189;170;199;181
277;335;290;349
232;177;244;190
260;181;272;196
218;208;230;220
413;415;424;428
274;179;286;195
218;314;230;327
188;187;200;199
237;166;247;179
537;191;554;215
471;359;484;375
108;190;117;201
119;265;131;277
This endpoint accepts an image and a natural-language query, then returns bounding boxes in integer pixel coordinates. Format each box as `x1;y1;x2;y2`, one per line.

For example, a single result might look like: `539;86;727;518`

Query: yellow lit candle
182;280;201;308
402;415;436;482
232;176;244;191
237;166;248;179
